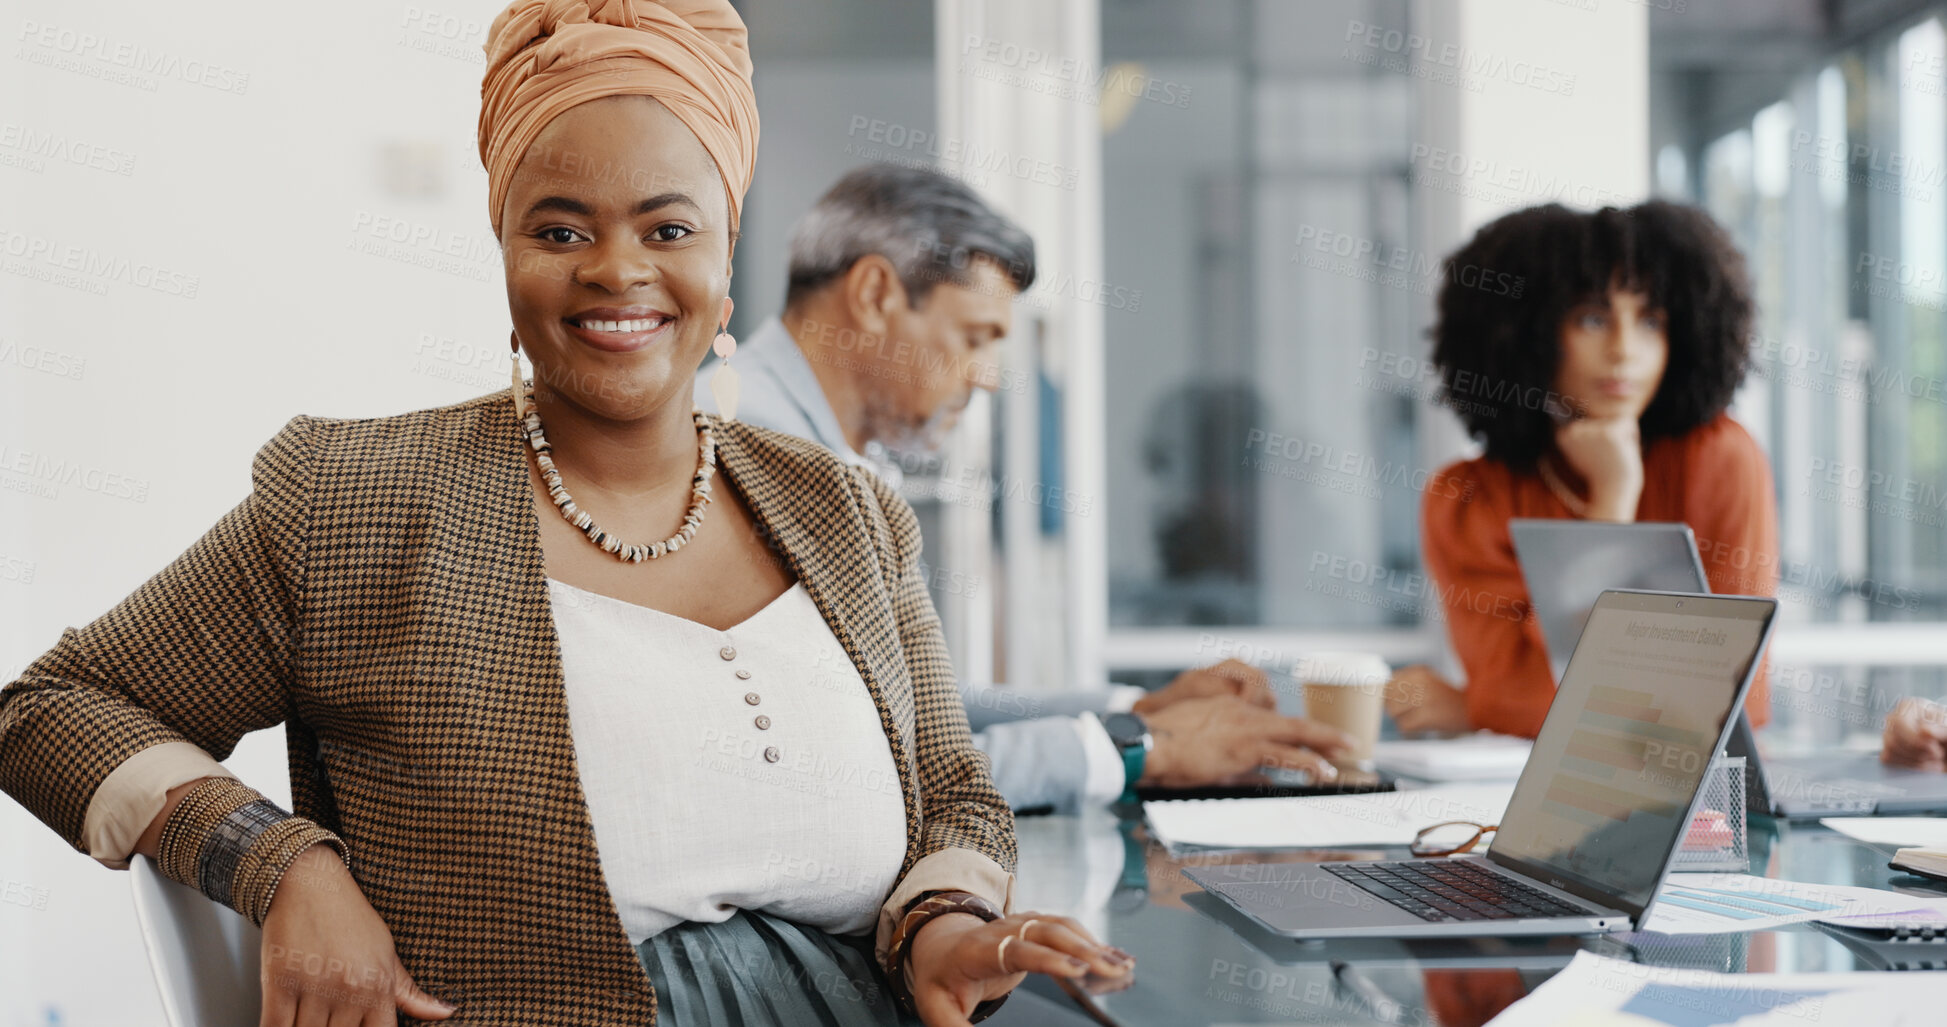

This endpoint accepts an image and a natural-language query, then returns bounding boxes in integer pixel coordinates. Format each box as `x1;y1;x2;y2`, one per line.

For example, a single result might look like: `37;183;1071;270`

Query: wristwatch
1101;711;1153;804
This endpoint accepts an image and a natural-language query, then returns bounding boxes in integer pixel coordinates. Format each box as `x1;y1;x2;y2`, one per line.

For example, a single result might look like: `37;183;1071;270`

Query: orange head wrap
478;0;759;239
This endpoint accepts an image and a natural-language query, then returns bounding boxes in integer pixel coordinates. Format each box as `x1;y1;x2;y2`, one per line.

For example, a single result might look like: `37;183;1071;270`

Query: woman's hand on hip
257;844;455;1027
906;911;1133;1026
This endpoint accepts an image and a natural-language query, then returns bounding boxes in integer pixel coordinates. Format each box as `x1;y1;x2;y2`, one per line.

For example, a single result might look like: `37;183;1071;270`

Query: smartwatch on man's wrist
1101;711;1153;803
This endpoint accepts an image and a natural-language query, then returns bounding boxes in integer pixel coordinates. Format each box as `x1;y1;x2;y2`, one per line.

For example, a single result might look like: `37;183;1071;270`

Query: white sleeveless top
547;577;909;944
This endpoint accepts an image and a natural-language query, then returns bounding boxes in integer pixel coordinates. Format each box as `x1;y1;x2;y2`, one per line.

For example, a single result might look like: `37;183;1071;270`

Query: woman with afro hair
1384;201;1778;738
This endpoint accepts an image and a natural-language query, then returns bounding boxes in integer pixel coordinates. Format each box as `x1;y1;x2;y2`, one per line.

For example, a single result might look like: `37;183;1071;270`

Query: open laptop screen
1487;591;1775;917
1508;520;1708;685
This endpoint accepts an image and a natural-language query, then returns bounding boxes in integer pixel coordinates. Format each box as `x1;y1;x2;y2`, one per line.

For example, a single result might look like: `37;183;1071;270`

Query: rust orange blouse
1422;414;1779;738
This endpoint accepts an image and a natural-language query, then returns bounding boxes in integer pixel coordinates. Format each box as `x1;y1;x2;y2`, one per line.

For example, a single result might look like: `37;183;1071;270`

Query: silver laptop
1510;520;1710;683
1186;590;1777;939
1512;519;1947;818
1725;710;1947;818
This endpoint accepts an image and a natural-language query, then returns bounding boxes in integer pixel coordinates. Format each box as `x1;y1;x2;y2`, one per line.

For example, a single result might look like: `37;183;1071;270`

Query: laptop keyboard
1324;861;1589;923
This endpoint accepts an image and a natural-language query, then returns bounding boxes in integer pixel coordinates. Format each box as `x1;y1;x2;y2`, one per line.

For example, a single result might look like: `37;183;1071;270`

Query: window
1101;0;1422;638
1684;15;1947;744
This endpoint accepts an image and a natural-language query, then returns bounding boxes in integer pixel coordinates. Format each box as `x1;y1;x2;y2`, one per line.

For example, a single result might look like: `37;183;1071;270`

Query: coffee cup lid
1295;652;1390;686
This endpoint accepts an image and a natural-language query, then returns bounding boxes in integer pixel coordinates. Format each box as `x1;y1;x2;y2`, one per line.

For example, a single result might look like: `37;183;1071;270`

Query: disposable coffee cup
1296;652;1391;771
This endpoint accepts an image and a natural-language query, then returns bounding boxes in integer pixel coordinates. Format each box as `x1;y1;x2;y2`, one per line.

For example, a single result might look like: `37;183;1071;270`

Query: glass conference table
994;805;1947;1026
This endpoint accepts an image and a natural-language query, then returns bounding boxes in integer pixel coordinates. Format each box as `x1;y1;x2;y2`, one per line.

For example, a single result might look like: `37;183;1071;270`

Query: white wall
3;3;525;1022
1411;0;1652;478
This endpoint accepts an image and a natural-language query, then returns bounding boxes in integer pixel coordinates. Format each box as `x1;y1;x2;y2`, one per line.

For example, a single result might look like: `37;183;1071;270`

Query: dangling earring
709;320;741;420
510;332;528;420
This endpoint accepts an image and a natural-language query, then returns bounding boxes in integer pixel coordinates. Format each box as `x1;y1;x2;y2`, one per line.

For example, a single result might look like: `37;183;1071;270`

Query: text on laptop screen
1489;597;1767;912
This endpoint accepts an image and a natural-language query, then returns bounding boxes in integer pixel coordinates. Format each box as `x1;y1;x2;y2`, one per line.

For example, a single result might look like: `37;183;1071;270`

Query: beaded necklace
518;383;717;562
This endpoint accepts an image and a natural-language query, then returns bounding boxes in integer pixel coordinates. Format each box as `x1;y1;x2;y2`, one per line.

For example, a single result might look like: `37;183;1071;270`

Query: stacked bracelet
883;890;1010;1023
155;778;349;927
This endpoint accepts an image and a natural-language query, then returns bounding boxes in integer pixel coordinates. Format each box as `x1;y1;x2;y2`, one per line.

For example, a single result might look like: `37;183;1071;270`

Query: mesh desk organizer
1668;755;1749;873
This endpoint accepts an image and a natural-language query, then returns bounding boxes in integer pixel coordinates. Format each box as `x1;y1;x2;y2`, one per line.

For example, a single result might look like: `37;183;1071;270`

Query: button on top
764;746;781;763
754;715;772;730
744;692;761;706
735;669;752;680
719;646;737;661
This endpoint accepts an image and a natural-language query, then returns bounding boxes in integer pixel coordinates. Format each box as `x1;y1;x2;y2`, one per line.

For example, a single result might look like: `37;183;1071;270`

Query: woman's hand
257;844;456;1026
1882;697;1947;770
1554;418;1644;521
1385;665;1471;735
906;911;1133;1026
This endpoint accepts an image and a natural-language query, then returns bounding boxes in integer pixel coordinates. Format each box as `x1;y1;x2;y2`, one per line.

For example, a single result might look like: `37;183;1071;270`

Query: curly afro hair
1428;200;1755;471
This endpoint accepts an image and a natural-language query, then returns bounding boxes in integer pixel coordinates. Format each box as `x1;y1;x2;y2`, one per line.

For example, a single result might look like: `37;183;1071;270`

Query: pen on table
1050;973;1125;1027
1330;960;1407;1026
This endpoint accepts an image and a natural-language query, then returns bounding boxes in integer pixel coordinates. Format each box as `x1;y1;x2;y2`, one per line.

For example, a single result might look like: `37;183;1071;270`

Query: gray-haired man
698;165;1348;812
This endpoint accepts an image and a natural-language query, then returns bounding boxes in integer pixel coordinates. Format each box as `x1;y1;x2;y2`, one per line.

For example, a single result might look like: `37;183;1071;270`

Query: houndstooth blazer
0;389;1017;1025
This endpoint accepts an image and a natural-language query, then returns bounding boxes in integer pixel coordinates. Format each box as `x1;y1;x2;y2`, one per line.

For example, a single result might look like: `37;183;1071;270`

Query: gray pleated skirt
636;910;922;1027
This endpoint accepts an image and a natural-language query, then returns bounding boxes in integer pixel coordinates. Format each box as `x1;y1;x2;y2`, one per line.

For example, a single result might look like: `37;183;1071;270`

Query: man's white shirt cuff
1074;712;1131;806
1105;684;1146;713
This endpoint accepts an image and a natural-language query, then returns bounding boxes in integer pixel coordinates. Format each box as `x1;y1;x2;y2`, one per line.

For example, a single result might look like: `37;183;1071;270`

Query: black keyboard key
1324;862;1589;921
1355;880;1417;905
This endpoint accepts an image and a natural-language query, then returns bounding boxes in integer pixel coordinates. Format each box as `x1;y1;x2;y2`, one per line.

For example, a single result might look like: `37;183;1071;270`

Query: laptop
1509;520;1947;818
1182;889;1630;968
1725;710;1947;818
1510;520;1710;683
1186;590;1777;939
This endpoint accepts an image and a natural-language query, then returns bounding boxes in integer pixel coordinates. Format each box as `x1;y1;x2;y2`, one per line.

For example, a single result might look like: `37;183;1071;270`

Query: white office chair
129;855;264;1027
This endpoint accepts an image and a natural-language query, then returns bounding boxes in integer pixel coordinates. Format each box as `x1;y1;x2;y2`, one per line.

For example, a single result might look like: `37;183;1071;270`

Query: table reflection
999;808;1947;1026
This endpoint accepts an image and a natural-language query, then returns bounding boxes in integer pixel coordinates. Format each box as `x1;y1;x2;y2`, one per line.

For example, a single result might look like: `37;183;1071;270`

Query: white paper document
1818;816;1947;848
1817;886;1947;930
1141;782;1515;851
1643;873;1947;934
1486;950;1941;1026
1371;732;1533;781
1644;874;1875;933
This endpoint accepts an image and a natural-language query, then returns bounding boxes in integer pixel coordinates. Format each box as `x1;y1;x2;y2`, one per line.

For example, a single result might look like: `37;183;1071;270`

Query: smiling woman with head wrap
0;1;1130;1024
